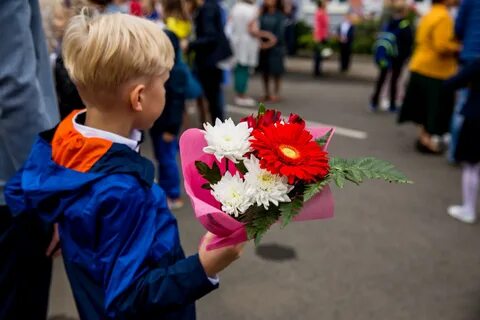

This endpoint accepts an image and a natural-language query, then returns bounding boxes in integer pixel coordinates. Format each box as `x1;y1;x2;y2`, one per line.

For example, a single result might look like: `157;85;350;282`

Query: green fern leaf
279;196;304;228
329;157;412;187
303;178;331;202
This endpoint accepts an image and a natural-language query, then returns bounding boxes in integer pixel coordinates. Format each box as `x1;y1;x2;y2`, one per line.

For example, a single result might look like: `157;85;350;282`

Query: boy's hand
198;232;245;278
46;223;62;258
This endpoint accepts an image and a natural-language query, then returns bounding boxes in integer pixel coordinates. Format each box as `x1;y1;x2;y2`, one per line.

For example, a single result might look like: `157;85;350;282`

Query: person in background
398;0;460;154
189;0;232;122
259;0;286;102
283;0;297;56
313;0;328;77
130;0;143;15
104;0;128;13
150;28;188;210
163;0;192;40
228;0;261;107
370;2;413;112
445;58;480;223
338;12;355;73
142;0;161;21
52;0;93;119
448;0;480;163
0;0;60;318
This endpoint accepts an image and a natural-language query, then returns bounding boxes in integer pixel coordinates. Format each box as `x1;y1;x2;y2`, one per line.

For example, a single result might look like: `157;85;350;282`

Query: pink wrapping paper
179;126;335;250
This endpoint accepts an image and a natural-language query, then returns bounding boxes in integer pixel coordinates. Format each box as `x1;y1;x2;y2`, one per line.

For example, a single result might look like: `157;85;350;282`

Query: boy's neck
84;108;134;139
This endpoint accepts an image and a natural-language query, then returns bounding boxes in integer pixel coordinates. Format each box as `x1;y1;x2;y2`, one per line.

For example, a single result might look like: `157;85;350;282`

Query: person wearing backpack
398;0;460;154
370;2;413;113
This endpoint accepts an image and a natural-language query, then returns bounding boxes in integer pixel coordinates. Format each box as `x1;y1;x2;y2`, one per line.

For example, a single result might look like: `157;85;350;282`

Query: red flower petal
250;123;330;183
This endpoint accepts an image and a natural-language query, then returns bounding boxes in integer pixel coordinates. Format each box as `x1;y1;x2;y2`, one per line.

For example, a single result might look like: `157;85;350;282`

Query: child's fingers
46;223;60;257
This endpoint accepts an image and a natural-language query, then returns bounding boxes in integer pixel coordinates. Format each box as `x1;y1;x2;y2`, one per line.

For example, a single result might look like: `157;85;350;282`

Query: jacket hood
5;136;106;222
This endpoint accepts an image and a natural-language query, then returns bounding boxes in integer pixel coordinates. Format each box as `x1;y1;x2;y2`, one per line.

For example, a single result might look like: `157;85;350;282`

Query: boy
5;12;243;319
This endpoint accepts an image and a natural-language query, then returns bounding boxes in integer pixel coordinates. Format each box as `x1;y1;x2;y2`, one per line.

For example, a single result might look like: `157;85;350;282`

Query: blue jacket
446;58;480;119
455;0;480;61
4;115;217;319
190;0;232;69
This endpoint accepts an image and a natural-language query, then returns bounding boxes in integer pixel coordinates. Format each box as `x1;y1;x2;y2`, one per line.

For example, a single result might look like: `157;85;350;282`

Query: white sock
462;164;480;215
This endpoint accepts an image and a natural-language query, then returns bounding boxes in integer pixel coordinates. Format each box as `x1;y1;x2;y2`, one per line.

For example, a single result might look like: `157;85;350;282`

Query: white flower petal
210;172;253;217
203;118;253;163
243;155;292;210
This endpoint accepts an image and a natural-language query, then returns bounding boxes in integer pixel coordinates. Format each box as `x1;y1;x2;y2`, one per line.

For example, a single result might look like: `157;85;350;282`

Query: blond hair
62;12;174;91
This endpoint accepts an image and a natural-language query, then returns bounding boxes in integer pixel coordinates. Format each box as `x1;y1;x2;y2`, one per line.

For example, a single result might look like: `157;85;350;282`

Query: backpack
373;19;410;69
374;32;398;69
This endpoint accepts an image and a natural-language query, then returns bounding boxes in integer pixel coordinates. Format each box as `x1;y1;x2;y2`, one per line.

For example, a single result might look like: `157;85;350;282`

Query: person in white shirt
228;0;275;107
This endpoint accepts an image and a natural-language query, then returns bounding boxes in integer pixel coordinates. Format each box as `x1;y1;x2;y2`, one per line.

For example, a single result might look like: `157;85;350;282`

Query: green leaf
235;160;248;175
195;161;222;185
333;173;346;188
303;178;331;202
258;103;266;116
329;157;413;187
201;183;211;190
279;196;304;228
243;205;278;246
315;129;333;148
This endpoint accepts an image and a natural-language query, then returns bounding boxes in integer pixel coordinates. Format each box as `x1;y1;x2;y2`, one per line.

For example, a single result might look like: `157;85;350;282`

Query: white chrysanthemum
211;172;253;217
203;118;252;163
243;155;292;209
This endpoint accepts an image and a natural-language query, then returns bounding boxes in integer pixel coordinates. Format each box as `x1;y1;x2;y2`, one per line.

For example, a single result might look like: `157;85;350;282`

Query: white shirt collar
72;110;142;152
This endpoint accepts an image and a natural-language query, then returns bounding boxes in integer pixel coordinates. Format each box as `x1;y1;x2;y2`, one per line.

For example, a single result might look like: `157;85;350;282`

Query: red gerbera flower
250;122;330;184
241;109;282;129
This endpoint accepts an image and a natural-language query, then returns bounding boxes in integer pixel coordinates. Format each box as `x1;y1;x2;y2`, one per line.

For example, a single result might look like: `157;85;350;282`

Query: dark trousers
339;43;352;72
151;133;181;200
313;42;324;76
371;59;406;108
198;67;224;122
0;206;52;320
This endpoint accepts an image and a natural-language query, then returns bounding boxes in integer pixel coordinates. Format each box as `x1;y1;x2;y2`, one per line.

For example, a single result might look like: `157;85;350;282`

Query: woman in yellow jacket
399;0;460;154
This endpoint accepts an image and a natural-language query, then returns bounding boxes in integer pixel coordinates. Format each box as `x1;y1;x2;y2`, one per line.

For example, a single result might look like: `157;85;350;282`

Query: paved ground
48;57;480;320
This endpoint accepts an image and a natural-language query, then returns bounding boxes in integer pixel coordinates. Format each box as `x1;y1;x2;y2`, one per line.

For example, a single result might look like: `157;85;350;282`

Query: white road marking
227;104;368;140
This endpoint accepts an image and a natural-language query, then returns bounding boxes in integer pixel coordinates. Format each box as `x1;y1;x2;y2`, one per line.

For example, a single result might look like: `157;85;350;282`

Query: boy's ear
130;84;145;112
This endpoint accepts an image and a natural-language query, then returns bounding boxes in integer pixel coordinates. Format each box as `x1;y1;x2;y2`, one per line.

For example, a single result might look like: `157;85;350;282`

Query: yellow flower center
260;173;274;183
279;144;300;159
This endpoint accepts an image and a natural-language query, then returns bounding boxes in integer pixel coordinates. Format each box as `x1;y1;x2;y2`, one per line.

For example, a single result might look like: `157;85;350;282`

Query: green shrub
295;18;382;55
352;18;381;54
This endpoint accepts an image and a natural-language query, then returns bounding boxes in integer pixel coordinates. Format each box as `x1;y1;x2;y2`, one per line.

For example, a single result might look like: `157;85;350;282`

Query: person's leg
448;88;467;162
340;43;348;72
200;68;224;122
234;65;249;97
345;44;352;71
371;67;388;110
389;61;403;111
262;72;271;100
0;206;52;320
313;43;322;76
152;132;181;201
273;76;282;101
448;163;480;223
196;97;207;125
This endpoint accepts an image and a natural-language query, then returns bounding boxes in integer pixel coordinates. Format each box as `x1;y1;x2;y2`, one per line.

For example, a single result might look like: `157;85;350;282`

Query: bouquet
180;105;411;250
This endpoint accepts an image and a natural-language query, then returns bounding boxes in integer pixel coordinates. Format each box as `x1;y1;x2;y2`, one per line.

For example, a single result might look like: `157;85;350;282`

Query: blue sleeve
455;0;471;40
445;60;480;90
98;184;217;319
